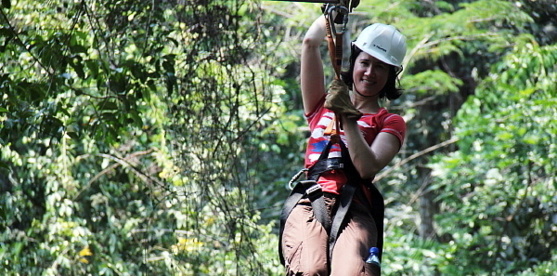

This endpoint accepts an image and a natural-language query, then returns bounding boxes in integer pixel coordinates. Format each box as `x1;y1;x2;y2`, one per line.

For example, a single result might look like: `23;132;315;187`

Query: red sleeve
305;94;327;121
381;114;406;147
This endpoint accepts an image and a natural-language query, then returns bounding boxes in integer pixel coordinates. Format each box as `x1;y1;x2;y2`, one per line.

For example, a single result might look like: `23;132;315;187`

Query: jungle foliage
1;0;556;275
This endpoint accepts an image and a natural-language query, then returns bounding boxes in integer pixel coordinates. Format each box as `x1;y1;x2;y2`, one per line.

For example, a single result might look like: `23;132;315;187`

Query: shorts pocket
284;241;303;274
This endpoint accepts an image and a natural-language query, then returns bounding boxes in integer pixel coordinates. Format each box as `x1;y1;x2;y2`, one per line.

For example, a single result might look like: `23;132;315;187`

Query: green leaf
0;160;9;170
67;131;79;140
1;0;10;9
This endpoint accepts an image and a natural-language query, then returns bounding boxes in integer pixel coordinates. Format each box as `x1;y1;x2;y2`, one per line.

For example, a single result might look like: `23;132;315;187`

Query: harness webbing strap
335;31;344;74
278;138;340;265
325;139;385;261
323;3;349;80
325;19;341;79
279;180;329;237
328;179;355;258
278;180;332;265
326;136;356;257
367;181;385;261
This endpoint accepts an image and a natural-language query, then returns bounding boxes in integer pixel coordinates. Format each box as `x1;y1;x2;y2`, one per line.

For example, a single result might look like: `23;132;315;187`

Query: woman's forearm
341;116;400;180
303;15;327;47
341;118;378;179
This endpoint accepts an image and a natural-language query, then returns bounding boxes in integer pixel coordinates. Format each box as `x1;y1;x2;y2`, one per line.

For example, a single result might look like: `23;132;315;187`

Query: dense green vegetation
1;0;555;275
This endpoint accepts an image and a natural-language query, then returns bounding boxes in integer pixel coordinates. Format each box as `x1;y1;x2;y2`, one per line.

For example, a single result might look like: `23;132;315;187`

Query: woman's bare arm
301;15;327;115
341;117;401;179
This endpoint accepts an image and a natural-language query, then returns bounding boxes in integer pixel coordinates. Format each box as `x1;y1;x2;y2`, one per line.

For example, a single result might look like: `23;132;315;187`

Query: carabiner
323;4;349;36
287;168;309;190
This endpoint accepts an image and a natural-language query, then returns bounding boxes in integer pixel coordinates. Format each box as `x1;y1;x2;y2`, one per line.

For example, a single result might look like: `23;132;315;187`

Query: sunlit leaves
402;70;463;95
426;32;557;273
2;0;277;274
401;0;530;65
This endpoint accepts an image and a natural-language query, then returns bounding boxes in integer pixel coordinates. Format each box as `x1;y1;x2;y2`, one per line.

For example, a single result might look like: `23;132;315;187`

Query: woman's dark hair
341;45;403;100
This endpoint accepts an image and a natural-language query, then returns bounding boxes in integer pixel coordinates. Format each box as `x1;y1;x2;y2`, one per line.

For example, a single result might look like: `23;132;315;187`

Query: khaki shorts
281;193;380;276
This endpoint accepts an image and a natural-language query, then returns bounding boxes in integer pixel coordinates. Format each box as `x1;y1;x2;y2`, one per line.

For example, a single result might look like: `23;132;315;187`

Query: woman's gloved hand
324;79;362;120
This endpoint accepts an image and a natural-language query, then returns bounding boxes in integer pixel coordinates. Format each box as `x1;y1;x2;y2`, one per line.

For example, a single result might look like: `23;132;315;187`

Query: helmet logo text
373;44;387;53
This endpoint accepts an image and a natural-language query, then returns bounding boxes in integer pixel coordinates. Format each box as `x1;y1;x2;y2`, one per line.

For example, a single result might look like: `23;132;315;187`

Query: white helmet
353;23;407;68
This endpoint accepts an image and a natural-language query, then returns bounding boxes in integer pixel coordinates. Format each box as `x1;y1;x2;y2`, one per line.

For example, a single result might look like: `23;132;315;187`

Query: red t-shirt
304;96;406;194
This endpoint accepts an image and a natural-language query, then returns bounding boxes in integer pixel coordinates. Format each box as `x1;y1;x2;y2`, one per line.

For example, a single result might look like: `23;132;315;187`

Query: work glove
324;79;362;120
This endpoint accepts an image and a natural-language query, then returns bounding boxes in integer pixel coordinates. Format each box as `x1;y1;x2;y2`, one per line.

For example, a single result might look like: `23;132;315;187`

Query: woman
280;14;407;276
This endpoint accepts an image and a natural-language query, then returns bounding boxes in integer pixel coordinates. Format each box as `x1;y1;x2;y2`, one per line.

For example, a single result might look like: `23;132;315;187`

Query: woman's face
352;52;390;97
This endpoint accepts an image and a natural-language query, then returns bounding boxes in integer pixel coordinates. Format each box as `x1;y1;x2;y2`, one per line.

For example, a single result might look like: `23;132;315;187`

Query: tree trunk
418;168;437;240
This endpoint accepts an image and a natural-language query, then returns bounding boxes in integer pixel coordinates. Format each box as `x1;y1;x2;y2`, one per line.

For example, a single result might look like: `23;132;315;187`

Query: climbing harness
278;135;385;266
278;136;386;265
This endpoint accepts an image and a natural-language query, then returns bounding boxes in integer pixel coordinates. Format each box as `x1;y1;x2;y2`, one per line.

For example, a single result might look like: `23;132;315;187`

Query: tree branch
374;137;459;183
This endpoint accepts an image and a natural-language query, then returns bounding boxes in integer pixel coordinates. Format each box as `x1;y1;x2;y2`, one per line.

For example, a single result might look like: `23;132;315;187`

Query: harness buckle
302;181;323;201
306;183;322;195
327;161;344;170
326;158;344;171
